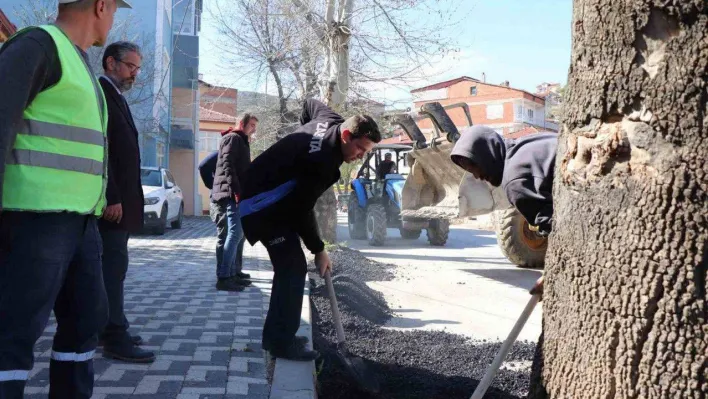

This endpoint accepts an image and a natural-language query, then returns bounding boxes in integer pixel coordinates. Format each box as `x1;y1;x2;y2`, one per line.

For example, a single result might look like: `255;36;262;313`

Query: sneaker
263;336;309;351
103;343;155;363
236;271;251;279
216;279;246;291
270;341;319;361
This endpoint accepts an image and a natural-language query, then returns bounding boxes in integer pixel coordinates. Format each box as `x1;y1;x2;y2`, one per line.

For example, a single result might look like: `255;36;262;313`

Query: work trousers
261;228;307;352
0;212;108;399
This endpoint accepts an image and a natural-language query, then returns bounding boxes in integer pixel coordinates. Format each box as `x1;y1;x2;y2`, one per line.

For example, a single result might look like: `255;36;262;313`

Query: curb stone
268;275;317;399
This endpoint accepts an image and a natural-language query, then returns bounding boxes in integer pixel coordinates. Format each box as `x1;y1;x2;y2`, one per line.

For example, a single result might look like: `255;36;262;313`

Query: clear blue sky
199;0;573;105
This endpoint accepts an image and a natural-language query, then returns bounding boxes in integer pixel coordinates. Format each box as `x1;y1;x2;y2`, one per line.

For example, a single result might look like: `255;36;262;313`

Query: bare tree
11;0;165;133
529;2;707;398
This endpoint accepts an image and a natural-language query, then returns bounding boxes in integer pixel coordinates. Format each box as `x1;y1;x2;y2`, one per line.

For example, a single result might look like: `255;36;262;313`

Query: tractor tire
426;219;449;246
492;208;547;268
347;195;367;239
366;204;387;246
399;228;422;239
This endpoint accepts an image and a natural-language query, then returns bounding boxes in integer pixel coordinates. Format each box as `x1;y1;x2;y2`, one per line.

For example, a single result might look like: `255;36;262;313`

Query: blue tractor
347;144;449;246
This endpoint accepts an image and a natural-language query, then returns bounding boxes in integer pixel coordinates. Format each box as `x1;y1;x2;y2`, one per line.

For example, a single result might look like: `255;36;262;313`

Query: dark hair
342;114;381;143
241;113;259;127
102;41;142;70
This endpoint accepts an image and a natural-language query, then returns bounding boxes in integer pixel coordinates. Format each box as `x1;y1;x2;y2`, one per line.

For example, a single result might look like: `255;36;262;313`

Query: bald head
55;0;119;49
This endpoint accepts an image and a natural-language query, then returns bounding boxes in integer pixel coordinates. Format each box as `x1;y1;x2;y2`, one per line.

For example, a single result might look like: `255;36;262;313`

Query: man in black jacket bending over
450;125;557;294
240;99;381;360
211;115;258;291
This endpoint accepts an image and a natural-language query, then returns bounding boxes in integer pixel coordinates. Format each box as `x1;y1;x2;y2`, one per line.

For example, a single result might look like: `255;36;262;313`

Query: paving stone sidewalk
25;217;274;399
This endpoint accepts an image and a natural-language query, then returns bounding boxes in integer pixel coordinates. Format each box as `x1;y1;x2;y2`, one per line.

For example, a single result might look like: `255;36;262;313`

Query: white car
141;167;184;235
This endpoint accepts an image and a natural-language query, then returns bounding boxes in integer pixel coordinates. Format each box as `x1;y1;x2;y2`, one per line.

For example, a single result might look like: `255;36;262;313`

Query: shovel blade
337;351;380;394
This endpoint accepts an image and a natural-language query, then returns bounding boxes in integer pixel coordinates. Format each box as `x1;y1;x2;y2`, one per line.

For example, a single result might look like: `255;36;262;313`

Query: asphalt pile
309;246;536;399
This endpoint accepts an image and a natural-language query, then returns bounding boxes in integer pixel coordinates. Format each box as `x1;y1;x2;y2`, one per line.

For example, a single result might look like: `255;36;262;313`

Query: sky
198;0;574;107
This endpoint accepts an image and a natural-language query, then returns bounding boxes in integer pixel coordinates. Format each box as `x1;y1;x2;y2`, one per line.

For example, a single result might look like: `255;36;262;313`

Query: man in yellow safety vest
0;0;130;397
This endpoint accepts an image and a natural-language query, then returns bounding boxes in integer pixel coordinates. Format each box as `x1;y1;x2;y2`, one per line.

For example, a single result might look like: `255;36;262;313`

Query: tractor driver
376;152;397;180
450;125;557;296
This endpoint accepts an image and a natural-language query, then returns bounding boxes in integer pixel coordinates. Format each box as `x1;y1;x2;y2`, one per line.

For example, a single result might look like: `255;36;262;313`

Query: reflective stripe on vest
8;149;103;175
19;119;105;146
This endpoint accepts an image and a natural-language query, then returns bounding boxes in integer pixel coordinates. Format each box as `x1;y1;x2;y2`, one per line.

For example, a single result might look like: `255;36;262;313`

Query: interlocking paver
27;217;273;398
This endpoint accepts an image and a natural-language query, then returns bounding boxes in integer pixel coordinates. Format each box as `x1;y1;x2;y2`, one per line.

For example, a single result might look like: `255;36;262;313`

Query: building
126;0;174;169
168;0;203;215
195;79;238;215
1;1;175;166
410;76;558;138
0;9;17;43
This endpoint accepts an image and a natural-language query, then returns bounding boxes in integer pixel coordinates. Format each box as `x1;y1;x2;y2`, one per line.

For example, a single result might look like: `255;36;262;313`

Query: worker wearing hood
451;126;558;236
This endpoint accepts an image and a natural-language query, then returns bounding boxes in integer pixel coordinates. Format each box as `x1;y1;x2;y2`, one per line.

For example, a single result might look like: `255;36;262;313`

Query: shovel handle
469;294;540;399
324;270;347;345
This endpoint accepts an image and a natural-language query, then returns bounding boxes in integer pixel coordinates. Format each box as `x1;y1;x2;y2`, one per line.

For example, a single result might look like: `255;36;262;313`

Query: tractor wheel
399;228;422;239
426;219;449;246
492;208;547;268
366;204;387;246
347;195;367;239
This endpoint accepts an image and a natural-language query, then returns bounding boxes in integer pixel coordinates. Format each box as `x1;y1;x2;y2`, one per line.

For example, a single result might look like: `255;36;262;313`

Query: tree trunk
314;186;338;244
531;2;707;398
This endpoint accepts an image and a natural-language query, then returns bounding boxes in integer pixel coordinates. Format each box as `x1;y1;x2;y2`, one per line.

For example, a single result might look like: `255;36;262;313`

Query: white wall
412;88;448;103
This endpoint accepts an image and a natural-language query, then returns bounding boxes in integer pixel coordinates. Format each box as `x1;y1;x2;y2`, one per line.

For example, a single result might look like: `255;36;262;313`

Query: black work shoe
216;279;246;291
131;335;144;346
270;342;319;361
99;335;143;347
103;345;155;363
236;271;251;279
264;336;309;351
230;276;252;287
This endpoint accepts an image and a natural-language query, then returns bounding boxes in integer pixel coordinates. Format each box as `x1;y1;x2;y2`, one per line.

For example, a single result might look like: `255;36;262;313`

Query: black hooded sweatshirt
239;99;345;254
451;126;557;235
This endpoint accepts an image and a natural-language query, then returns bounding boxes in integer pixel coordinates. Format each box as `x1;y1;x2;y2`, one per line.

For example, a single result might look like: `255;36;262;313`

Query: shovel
324;270;380;393
469;294;540;399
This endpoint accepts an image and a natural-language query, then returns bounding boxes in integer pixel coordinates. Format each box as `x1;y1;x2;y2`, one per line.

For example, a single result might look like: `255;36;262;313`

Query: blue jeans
0;212;108;398
219;198;245;278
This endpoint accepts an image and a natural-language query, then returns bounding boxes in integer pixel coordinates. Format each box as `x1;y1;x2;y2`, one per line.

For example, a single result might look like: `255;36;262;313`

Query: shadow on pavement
461;268;542;291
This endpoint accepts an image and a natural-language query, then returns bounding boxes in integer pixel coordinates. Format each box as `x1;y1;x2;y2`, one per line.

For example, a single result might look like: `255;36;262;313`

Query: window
527;109;534;119
156;142;165;167
140;169;162;187
199;131;220;152
486;104;504;120
165;170;177;186
470;86;477;96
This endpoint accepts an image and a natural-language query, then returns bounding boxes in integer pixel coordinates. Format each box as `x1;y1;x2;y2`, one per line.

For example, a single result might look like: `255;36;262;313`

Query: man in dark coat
450;125;557;294
240;99;381;360
211;115;258;291
98;42;154;363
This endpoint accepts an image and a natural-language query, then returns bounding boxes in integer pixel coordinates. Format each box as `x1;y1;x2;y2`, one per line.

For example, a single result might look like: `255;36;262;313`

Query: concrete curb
268;275;317;399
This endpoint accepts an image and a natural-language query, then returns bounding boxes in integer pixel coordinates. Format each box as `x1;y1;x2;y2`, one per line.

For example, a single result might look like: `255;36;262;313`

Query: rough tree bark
530;1;707;398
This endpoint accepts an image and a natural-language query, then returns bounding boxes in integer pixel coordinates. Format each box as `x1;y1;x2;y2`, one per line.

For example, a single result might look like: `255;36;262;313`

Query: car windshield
141;169;162;187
